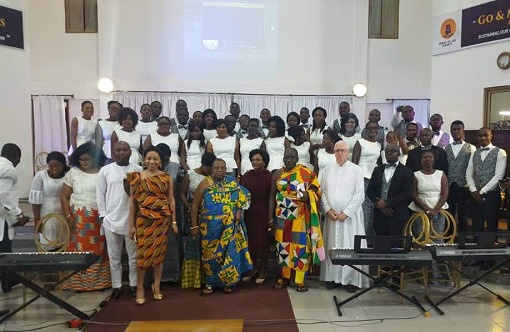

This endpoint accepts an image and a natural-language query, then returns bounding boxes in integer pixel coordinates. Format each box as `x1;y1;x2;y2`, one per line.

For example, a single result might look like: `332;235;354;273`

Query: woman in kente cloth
269;148;325;292
190;158;253;296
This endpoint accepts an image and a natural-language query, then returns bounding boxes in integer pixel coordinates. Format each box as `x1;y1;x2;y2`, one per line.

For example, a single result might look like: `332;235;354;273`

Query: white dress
150;132;180;164
409;170;448;212
341;133;362;161
136;121;157;143
209;136;237;172
29;170;65;250
115;129;142;165
188;170;207;199
184;140;205;170
98;120;121;159
291;142;312;170
319;161;369;288
203;129;217;142
357;139;381;179
69;117;97;155
309;126;329;147
265;136;286;171
316;148;336;174
239;137;264;175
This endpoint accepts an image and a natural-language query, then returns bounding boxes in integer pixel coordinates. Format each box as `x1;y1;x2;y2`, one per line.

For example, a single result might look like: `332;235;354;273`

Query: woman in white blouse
206;119;240;176
288;126;313;170
265;116;290;172
135;103;158;143
69;101;97;155
111;108;142;165
237;118;265;175
144;116;185;168
29;151;69;251
339;113;361;160
180;120;206;171
202;109;218;142
313;130;341;175
95;100;122;161
60;142;111;291
352;121;382;238
307;107;329;156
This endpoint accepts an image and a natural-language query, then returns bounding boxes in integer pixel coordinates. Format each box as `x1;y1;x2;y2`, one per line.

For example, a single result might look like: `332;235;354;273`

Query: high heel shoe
135;288;145;305
241;269;258;283
151;284;163;300
255;271;267;285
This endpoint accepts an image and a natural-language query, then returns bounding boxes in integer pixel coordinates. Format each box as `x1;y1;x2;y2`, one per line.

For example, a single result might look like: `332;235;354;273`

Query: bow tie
240;130;247;135
300;124;309;128
452;141;463;145
385;163;397;168
432;131;440;136
178;125;188;129
262;126;269;129
480;147;490;151
421;146;432;150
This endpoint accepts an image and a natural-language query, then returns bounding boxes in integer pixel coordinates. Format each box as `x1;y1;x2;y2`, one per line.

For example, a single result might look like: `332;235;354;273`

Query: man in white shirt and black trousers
97;141;142;300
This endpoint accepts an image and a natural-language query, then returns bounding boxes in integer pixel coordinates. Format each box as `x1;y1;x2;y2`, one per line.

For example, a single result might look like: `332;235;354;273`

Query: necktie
385;163;397;168
432;131;440;136
480;147;490;151
178;125;188;130
452;141;463;145
421;145;432;150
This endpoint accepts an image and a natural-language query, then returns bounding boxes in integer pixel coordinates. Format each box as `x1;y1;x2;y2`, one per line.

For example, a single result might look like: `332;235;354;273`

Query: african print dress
127;172;173;269
274;164;325;273
199;175;253;287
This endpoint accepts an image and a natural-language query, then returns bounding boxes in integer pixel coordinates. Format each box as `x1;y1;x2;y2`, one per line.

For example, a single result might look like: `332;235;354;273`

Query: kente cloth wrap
199;175;253;287
127;172;172;269
274;164;325;272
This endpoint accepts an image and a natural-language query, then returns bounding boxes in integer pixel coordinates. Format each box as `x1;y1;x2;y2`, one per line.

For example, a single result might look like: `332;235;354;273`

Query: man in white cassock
319;140;369;293
97;141;142;300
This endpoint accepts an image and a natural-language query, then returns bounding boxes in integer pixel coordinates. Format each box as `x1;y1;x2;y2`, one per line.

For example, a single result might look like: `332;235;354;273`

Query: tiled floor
1;278;510;331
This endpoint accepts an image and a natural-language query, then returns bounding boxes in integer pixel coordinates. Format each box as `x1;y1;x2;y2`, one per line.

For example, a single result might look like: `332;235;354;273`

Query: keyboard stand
333;264;428;317
0;269;96;323
425;258;510;315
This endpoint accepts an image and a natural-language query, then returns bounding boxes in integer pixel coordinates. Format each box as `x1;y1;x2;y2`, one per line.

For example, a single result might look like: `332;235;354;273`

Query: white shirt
466;143;507;193
384;162;398;183
450;140;476;158
0;157;21;241
97;162;142;235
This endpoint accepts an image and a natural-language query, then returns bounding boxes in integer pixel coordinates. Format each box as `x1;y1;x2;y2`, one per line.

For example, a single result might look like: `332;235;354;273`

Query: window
368;0;399;39
65;0;98;33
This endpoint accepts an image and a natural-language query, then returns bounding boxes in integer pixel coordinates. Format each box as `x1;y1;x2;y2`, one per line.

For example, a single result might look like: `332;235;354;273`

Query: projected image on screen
184;0;278;62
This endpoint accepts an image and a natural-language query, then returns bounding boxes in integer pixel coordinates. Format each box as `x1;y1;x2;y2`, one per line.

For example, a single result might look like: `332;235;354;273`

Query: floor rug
84;279;298;332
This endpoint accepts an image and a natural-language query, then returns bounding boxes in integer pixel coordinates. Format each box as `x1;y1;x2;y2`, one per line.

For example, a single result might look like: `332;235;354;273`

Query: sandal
273;278;290;289
223;286;236;294
296;283;308;292
200;285;213;297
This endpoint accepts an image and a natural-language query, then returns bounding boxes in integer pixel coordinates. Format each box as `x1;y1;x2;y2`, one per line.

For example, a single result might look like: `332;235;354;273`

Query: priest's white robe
319;160;369;288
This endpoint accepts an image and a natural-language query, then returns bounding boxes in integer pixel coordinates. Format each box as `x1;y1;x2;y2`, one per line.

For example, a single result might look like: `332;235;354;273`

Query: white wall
431;0;510;130
0;0;32;197
29;0;98;99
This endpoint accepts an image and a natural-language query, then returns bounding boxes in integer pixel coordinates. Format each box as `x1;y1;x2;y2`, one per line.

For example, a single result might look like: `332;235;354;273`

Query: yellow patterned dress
128;172;172;269
199;175;253;287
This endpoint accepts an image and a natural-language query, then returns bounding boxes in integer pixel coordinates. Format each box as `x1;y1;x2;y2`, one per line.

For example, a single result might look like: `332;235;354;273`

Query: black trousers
470;190;501;232
447;184;469;233
373;210;407;237
0;222;14;293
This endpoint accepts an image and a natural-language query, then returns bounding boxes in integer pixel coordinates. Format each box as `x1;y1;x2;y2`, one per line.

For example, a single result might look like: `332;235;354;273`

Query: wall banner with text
432;0;510;56
0;5;24;50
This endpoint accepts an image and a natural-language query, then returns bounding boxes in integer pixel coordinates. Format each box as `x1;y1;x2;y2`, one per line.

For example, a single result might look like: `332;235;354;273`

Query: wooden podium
124;319;243;332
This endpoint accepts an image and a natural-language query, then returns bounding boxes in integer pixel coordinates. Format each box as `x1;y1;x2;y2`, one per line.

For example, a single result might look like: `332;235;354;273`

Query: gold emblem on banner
440;18;456;39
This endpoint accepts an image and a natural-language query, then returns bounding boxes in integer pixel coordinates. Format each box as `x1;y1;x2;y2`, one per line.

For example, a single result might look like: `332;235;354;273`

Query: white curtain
114;91;351;126
32;96;68;168
392;99;430;128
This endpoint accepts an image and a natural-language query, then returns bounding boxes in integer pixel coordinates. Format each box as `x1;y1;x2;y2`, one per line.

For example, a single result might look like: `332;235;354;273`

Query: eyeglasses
334;149;349;154
79;158;91;163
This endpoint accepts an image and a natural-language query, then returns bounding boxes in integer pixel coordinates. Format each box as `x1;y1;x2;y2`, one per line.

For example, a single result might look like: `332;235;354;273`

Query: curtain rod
386;98;430;101
31;94;74;98
114;90;354;97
